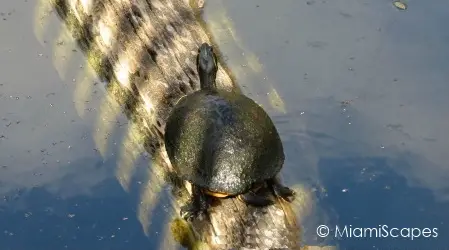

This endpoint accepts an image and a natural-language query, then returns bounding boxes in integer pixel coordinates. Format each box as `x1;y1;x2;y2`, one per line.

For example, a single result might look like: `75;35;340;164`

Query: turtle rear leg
238;190;275;207
180;185;208;221
268;177;295;202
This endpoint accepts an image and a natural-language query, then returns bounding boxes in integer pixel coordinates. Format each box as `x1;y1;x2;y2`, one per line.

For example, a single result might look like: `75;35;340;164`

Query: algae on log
51;0;310;248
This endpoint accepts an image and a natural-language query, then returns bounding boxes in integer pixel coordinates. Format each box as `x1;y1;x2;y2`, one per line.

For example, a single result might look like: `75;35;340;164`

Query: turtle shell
164;89;284;195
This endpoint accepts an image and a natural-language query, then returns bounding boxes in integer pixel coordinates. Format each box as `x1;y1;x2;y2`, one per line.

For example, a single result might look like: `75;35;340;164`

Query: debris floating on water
393;1;407;10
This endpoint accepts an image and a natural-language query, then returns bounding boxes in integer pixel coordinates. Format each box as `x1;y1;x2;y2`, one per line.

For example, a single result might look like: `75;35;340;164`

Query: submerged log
49;0;333;249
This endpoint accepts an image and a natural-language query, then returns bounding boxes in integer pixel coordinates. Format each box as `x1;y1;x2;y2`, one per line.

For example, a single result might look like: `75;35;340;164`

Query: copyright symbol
317;225;329;237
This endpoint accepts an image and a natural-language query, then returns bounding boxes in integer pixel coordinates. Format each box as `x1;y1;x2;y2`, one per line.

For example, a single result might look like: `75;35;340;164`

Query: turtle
164;43;295;221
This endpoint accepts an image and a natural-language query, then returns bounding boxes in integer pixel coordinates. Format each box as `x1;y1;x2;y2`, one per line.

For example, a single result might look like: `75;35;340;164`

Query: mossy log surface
49;0;332;249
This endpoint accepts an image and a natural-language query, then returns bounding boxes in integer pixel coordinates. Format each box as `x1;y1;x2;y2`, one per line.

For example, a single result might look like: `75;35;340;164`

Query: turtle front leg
268;177;296;202
180;185;208;221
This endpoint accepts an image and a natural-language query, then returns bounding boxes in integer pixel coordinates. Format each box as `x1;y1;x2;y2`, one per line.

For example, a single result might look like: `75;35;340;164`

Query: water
0;1;172;249
204;0;449;249
0;0;448;249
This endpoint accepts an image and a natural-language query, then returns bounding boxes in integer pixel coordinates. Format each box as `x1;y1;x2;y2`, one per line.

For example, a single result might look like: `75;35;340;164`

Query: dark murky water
0;0;448;249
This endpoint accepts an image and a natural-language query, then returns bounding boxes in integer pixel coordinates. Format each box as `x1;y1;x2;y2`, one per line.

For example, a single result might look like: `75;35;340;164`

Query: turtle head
196;43;218;91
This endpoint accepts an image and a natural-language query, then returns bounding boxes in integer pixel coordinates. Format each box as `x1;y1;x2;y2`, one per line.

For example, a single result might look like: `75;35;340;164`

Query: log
47;0;332;249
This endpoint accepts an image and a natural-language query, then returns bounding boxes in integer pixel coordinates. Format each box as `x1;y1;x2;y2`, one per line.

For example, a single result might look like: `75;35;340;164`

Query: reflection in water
23;0;186;248
216;0;449;209
201;0;287;114
261;93;449;247
0;164;168;250
301;96;449;202
33;0;53;46
319;156;448;249
31;3;178;246
15;0;448;248
297;97;449;247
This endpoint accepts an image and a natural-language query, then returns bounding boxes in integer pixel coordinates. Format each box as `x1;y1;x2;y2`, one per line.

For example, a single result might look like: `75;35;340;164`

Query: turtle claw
272;183;296;202
180;202;204;222
180;187;208;221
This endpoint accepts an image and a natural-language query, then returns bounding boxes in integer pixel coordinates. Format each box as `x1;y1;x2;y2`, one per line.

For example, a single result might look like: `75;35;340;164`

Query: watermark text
316;225;438;240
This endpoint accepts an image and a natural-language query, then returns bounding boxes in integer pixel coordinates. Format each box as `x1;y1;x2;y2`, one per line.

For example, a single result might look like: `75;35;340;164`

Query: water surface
0;0;448;249
204;0;449;248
